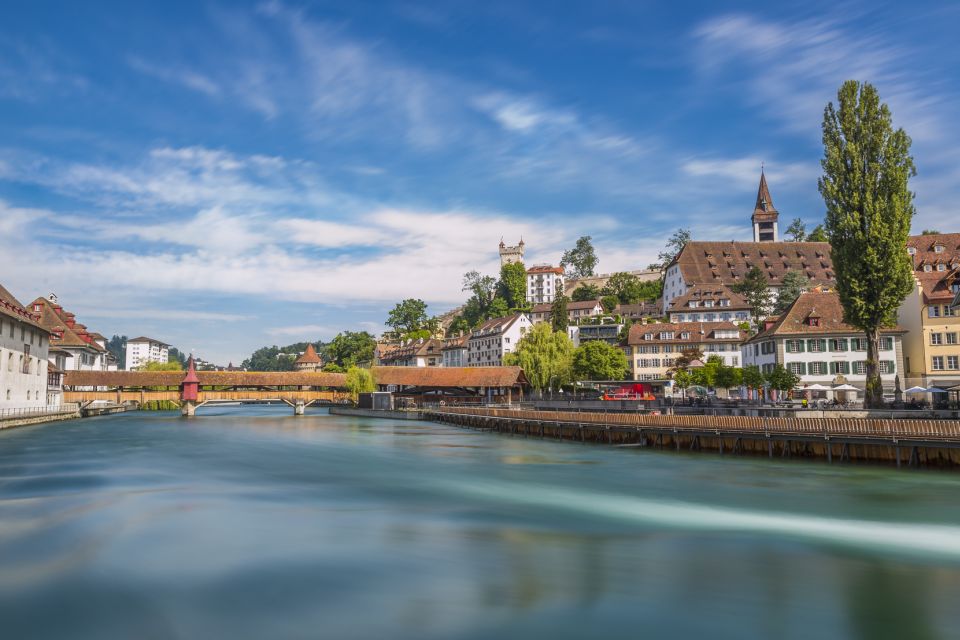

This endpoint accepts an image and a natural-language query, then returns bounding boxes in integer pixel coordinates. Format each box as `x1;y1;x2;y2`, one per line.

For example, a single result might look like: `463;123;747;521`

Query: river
2;406;960;639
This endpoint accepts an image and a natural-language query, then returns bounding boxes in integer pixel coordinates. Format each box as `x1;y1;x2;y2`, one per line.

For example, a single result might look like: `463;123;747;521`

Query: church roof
751;171;779;222
295;343;322;364
671;240;835;288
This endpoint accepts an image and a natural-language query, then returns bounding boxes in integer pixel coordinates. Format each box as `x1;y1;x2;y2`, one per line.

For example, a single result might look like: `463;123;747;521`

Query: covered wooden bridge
371;366;529;405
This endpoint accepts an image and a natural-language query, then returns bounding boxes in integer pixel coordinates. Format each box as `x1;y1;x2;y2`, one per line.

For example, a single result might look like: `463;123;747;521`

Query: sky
1;1;958;364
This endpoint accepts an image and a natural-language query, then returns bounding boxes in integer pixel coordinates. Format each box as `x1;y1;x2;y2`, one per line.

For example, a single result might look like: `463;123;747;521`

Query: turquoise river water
2;406;960;639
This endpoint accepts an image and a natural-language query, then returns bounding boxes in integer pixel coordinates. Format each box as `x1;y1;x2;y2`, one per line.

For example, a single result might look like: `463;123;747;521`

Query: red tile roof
372;366;528;388
906;232;960;304
294;343;322;364
671;240;834;288
0;284;45;330
526;265;564;275
668;284;751;313
745;291;904;343
627;321;746;345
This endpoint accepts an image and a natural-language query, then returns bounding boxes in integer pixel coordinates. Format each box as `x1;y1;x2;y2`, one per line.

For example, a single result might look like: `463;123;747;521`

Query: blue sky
1;1;958;364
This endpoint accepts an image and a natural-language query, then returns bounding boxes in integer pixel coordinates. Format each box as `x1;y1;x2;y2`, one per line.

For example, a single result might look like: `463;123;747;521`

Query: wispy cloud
127;55;221;97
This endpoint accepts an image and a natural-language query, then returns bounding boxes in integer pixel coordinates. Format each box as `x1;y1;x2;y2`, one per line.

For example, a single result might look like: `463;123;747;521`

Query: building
30;295;110;372
499;238;525;266
751;170;780;242
441;335;468;367
568;322;623;348
898;232;960;389
293;344;323;372
565;269;660;298
743;291;905;393
615;302;662;322
467;313;531;366
662;173;835;310
378;338;444;367
625;321;746;383
0;284;51;409
529;299;604;325
526;265;564;305
125;336;170;370
667;285;752;324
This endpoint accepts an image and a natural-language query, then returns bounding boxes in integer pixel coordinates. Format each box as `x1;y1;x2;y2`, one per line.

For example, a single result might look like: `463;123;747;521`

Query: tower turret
751;170;779;242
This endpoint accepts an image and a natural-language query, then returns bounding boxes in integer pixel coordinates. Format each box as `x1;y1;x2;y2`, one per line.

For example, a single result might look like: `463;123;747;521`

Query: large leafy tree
774;270;807;314
807;224;829;242
672;369;693;398
785;218;807;242
649;228;690;271
765;364;800;396
386;298;428;335
551;294;569;332
571;283;602;302
732;266;772;328
107;335;127;368
742;364;766;401
344;366;376;402
503;323;574;392
497;262;528;309
242;341;320;371
326;331;376;368
572;341;628;381
819;80;915;408
561;236;599;278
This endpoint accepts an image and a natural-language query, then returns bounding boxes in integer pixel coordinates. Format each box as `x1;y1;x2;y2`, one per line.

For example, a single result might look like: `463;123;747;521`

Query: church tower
499;238;525;266
751;171;779;242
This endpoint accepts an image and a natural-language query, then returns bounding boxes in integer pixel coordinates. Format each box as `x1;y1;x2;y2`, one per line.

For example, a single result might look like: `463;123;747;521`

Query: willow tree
503;323;573;393
819;81;915;408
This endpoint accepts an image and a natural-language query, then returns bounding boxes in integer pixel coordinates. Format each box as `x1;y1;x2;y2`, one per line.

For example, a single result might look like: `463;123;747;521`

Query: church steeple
751;169;779;242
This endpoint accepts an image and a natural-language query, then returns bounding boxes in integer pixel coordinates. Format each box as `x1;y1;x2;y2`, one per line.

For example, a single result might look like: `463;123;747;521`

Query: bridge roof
63;370;348;388
371;366;527;388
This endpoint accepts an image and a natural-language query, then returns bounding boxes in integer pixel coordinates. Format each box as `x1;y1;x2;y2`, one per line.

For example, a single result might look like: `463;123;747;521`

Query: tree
785;218;807;242
808;224;829;242
497;262;528;309
600;295;619;314
742;364;766;401
560;236;599;278
322;362;345;373
551;294;569;332
167;347;188;367
672;369;693;399
386;299;428;335
765;364;800;397
487;297;510;319
242;342;321;371
572;340;628;381
571;283;602;302
774;270;807;314
139;360;183;371
107;335;127;369
920;229;941;235
602;272;643;304
731;266;772;328
715;363;742;393
344;366;376;402
461;270;502;326
671;347;705;372
326;331;376;368
502;323;574;392
819;80;916;408
649;228;691;272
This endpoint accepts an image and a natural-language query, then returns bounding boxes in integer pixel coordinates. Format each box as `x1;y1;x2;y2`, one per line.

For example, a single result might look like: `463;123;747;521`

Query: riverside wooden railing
432;407;960;441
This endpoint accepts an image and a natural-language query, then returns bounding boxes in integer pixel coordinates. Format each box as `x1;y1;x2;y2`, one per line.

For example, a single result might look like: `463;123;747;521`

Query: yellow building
898;233;960;390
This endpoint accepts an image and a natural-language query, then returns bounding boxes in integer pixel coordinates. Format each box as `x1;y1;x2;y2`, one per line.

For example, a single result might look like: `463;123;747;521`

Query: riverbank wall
329;407;426;420
0;406;81;431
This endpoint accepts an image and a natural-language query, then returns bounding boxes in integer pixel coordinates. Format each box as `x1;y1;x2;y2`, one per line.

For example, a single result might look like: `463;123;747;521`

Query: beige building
898;233;960;389
293;344;323;371
467;313;531;367
529;299;604;325
624;321;746;383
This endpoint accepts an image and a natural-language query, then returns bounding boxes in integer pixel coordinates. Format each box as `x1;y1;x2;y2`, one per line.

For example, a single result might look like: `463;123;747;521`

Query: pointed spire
753;170;777;215
183;355;199;383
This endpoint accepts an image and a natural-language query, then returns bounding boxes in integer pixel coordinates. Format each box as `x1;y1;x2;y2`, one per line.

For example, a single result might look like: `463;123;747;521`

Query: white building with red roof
526;265;564;305
0;284;52;409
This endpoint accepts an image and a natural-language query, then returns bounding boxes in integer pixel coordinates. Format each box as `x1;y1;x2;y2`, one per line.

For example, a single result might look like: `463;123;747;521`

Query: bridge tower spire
181;356;200;417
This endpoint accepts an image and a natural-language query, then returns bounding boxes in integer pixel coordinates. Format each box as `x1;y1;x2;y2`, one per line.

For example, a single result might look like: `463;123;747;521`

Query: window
731;356;739;366
924;264;932;272
830;361;850;375
808;362;828;375
788;362;806;375
931;333;943;345
932;356;944;371
945;305;956;317
938;264;947;271
852;361;866;375
808;317;821;327
907;247;916;255
948;356;959;370
680;332;691;340
720;299;730;307
829;338;848;352
935;244;945;253
786;339;805;353
929;306;941;318
808;339;826;353
947;333;958;345
703;300;714;308
880;337;894;351
761;341;776;355
879;361;895;374
851;337;867;351
660;332;674;340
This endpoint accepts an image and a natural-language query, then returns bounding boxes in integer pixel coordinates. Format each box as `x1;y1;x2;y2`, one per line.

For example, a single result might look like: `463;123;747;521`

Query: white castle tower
499;238;525;266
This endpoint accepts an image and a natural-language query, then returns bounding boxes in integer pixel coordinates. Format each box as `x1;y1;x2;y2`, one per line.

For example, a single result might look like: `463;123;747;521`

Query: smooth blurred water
2;406;960;639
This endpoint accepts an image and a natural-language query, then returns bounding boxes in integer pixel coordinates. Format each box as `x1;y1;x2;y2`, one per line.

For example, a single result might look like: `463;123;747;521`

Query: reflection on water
2;406;960;639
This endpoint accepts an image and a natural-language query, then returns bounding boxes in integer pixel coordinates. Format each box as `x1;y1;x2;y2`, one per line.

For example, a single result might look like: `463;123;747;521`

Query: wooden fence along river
427;407;960;469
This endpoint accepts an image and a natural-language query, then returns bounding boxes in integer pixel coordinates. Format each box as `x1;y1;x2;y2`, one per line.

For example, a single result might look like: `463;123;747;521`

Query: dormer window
644;333;653;341
703;300;714;308
680;332;691;340
907;247;916;255
808;317;820;327
938;263;946;271
935;244;945;253
719;299;730;307
689;301;699;308
924;264;932;272
660;332;674;340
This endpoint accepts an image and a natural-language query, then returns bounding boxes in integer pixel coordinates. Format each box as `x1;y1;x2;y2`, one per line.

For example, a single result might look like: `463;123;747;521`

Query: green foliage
386;299;428;335
765;364;800;393
326;331;376;368
600;295;619;314
446;315;472;337
167;347;188;367
671;348;704;372
488;297;510;319
785;218;807;242
572;340;628;381
807;224;829;242
241;342;318;371
819;80;915;408
732;266;772;328
571;283;602;302
601;272;662;305
344;366;376;402
503;323;574;391
551;294;569;332
774;270;807;314
920;229;941;235
560;236;599;278
741;365;765;390
138;360;183;371
498;262;528;309
737;321;752;332
322;362;345;373
649;228;691;271
107;335;127;369
672;369;693;394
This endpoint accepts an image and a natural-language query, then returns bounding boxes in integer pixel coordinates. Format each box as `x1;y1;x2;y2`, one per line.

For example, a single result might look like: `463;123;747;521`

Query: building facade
667;285;751;324
568;323;623;348
378;339;444;367
743;291;905;393
624;321;746;382
30;295;110;372
467;314;531;367
125;337;170;370
441;335;468;368
529;299;604;325
293;344;323;371
898;233;960;389
499;238;525;266
526;265;564;305
0;284;51;409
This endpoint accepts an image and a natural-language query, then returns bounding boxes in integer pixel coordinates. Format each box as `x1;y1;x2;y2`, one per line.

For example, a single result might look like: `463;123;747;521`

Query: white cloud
681;156;817;189
127;55;221;97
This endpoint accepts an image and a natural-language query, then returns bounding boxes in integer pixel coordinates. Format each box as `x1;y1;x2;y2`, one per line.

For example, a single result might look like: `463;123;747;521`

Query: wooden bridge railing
432;407;960;441
63;389;350;405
